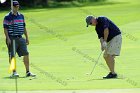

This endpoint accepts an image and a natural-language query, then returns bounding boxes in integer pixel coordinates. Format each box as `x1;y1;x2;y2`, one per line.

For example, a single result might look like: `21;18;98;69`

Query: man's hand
7;38;11;46
26;39;29;45
102;28;109;51
101;41;107;51
101;45;104;51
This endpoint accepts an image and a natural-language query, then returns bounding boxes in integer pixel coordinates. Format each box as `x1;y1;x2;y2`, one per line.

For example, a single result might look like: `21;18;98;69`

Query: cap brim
13;5;19;7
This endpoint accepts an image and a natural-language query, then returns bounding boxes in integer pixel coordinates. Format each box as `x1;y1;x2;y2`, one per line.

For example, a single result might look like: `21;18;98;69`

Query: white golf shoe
10;72;19;78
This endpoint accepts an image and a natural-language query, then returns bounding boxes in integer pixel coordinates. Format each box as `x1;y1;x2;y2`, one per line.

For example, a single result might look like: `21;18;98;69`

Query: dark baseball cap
13;1;19;6
86;15;94;27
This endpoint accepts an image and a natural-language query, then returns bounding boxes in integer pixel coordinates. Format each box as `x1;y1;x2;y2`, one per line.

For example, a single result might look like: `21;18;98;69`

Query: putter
89;51;103;75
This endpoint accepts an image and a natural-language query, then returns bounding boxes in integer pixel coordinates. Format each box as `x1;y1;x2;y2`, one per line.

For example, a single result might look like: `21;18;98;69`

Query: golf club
89;51;103;75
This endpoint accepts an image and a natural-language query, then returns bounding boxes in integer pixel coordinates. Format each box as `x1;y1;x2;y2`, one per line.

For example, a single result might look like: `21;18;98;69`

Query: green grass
0;0;140;91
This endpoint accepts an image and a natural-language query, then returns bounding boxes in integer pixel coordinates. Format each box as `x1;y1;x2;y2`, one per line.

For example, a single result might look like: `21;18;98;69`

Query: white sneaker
26;72;36;77
10;72;19;78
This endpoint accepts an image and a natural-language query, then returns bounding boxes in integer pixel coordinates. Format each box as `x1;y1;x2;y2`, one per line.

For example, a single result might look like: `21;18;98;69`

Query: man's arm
104;28;109;41
101;28;109;51
4;28;11;45
100;37;104;51
3;16;11;45
24;27;29;45
100;37;103;45
4;28;9;39
100;28;109;51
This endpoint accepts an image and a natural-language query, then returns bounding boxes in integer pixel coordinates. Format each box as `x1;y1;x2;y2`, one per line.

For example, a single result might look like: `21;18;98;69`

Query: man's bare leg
104;55;115;74
23;55;29;72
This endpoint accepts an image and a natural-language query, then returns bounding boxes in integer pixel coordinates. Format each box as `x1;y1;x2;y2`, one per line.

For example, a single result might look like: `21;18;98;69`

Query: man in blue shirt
3;1;35;77
86;15;122;79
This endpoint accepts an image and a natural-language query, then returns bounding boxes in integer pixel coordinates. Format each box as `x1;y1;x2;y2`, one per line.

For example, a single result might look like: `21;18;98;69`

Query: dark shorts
6;36;29;58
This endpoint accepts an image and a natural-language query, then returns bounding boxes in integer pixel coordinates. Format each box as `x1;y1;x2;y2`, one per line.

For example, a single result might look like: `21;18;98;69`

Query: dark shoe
103;72;117;79
26;72;36;77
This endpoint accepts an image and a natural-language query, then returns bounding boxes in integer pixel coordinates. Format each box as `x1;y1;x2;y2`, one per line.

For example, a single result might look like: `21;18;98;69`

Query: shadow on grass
87;77;123;81
3;76;26;79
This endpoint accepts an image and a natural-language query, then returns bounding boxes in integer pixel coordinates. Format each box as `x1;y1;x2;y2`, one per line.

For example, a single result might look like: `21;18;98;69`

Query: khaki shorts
104;34;122;57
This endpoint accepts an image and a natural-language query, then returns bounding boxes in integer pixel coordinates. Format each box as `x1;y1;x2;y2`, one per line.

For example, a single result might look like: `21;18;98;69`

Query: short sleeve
101;17;109;29
22;15;26;27
96;27;103;39
3;16;9;29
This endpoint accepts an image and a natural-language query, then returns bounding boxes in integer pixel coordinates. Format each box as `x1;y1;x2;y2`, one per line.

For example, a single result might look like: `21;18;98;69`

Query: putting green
0;89;140;93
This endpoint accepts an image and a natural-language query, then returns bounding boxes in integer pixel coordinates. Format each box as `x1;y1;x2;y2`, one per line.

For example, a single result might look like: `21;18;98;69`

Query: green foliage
0;0;106;8
55;0;74;2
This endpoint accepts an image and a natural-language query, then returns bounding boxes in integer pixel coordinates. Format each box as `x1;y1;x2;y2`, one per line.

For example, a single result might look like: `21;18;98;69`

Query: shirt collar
10;11;20;16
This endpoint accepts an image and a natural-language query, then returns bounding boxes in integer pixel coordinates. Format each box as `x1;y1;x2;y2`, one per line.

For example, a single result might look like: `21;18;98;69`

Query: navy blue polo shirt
95;16;121;42
3;12;25;36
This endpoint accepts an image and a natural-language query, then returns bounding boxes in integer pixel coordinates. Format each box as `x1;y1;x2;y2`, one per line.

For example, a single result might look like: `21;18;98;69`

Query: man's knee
104;54;115;59
103;53;109;59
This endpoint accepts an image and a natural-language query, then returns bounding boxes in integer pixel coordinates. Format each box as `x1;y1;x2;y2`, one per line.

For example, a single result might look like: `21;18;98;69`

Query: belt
9;35;22;38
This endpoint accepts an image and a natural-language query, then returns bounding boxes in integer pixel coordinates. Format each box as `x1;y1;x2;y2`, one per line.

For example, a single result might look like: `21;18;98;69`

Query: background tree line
0;0;106;8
